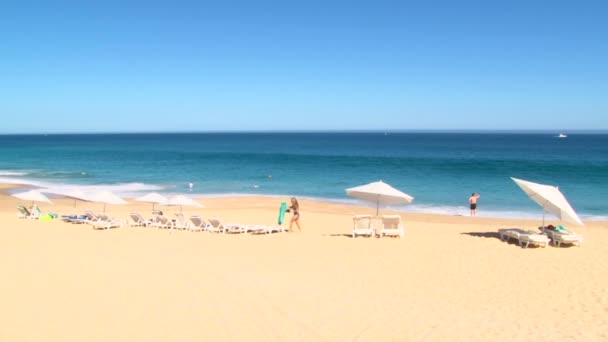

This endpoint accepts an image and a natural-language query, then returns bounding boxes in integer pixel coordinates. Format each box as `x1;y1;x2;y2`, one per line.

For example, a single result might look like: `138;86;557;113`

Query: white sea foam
0;170;27;177
0;177;164;196
41;182;165;197
0;177;38;185
0;169;32;177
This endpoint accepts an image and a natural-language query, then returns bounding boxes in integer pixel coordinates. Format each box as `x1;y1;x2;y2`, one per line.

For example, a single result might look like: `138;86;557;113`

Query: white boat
557;133;568;138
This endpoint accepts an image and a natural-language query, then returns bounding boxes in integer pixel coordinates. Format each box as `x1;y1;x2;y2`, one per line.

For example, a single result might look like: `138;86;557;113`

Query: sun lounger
17;205;43;219
153;215;174;229
207;217;251;234
352;215;375;238
61;215;88;222
97;213;111;221
83;210;102;222
249;224;284;234
499;228;550;248
129;212;151;227
189;216;211;232
17;206;32;219
540;226;583;247
16;206;29;219
31;205;41;219
90;217;124;230
59;211;100;224
380;215;404;238
173;213;190;230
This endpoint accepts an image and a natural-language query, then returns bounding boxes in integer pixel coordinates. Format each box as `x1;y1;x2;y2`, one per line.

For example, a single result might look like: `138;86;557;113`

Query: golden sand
1;188;607;341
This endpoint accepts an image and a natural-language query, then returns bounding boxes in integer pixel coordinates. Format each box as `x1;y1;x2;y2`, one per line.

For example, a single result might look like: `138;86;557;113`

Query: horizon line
1;129;608;135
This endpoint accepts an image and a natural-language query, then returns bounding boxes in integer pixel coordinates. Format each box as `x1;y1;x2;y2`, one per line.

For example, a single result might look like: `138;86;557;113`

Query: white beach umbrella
135;192;169;210
90;191;128;212
165;195;204;212
511;177;584;226
11;190;53;205
43;189;91;207
346;181;414;216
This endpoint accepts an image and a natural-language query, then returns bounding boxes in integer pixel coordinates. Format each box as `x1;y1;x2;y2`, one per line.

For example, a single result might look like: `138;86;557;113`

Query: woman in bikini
287;197;302;232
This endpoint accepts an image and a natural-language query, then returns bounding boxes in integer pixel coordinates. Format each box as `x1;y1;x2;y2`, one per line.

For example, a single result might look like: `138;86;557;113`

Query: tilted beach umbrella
90;191;128;212
511;177;584;226
346;181;414;216
165;195;204;212
11;190;53;205
135;192;169;210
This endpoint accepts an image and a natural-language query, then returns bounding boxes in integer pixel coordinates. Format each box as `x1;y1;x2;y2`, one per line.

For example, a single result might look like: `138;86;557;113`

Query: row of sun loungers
128;212;286;234
60;210;124;229
498;226;583;248
352;215;405;238
499;229;551;248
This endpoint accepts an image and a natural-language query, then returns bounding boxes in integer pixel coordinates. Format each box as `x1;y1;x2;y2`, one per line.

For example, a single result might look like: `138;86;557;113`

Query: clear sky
1;1;607;133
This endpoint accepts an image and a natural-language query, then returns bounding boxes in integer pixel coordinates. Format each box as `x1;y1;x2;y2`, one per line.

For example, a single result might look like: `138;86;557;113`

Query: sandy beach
1;184;607;341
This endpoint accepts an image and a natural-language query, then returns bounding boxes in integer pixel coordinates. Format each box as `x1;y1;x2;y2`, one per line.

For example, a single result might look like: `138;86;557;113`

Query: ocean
0;132;606;220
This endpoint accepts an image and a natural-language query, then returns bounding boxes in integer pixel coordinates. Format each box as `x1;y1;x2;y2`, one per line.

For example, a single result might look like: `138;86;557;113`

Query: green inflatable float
278;202;288;225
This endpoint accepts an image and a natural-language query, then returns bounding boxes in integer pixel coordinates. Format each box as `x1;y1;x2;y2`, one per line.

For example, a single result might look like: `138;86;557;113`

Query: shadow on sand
461;231;502;240
325;233;356;239
462;229;557;248
462;231;524;247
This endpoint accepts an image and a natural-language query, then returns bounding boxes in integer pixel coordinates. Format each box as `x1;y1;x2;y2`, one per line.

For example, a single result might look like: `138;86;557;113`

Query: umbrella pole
542;207;546;228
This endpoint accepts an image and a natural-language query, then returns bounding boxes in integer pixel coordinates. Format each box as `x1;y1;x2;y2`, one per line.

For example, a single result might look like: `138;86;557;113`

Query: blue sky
1;1;606;133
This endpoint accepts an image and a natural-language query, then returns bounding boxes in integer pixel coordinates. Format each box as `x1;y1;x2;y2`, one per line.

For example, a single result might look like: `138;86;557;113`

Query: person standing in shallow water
469;193;480;216
287;197;302;232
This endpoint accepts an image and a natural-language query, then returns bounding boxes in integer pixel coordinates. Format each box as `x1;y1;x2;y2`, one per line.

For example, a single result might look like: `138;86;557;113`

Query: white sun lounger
153;215;174;229
352;215;375;238
173;213;190;230
207;217;251;234
249;224;285;234
90;217;124;230
83;210;102;222
189;216;211;232
380;215;404;238
16;206;37;219
540;227;583;247
499;228;550;248
97;213;111;221
129;212;151;227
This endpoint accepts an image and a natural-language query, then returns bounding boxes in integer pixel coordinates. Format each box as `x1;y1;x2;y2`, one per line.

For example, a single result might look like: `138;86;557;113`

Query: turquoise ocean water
0;133;606;220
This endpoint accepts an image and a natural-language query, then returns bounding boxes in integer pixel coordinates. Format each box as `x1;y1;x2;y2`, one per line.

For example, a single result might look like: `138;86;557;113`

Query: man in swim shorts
469;193;480;216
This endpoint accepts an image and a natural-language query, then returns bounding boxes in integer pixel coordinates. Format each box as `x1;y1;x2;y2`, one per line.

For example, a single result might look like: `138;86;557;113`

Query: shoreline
2;182;607;224
2;183;607;228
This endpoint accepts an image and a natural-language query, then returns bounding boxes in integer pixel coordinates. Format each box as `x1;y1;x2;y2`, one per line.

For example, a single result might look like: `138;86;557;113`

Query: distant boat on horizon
557;133;568;138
